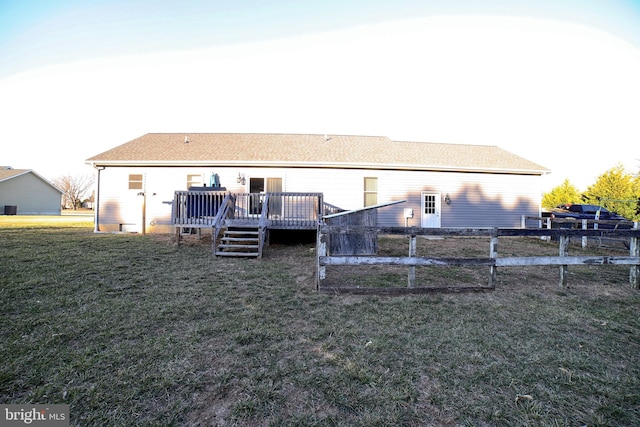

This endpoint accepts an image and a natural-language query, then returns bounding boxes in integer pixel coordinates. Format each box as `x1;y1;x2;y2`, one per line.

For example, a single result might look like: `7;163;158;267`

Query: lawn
1;217;639;426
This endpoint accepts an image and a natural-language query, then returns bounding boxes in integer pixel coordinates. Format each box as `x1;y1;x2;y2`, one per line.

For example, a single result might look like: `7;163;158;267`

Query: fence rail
316;225;640;294
522;215;636;248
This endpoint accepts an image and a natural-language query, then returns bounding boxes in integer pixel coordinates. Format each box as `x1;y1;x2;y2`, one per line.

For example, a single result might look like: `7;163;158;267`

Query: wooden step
224;230;259;235
218;244;259;249
221;236;258;241
215;251;261;257
215;225;263;258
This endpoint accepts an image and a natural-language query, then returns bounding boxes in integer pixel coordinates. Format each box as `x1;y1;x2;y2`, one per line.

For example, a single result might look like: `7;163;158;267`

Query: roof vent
184;136;189;144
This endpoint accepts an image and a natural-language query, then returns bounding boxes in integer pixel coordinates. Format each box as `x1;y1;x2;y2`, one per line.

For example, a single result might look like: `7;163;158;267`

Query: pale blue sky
1;0;639;190
2;0;639;78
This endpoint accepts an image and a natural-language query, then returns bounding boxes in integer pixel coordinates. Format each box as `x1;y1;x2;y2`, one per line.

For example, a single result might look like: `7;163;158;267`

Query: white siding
96;166;542;232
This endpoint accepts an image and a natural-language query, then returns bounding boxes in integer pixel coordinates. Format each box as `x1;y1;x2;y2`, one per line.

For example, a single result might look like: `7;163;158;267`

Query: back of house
86;133;549;233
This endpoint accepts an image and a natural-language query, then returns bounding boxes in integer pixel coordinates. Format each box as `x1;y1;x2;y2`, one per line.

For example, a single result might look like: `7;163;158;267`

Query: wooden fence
522;215;636;248
316;225;640;294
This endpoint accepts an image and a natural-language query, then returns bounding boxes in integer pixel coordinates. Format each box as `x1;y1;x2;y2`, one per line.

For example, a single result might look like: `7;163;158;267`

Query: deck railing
172;191;228;226
226;192;324;229
322;201;344;216
269;192;324;228
173;191;327;229
212;193;236;245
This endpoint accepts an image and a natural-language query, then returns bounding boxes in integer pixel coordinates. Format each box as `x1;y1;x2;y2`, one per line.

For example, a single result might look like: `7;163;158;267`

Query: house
86;133;549;234
0;167;63;215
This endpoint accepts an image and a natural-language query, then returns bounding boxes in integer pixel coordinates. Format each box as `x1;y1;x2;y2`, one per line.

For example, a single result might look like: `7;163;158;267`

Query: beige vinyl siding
0;173;61;215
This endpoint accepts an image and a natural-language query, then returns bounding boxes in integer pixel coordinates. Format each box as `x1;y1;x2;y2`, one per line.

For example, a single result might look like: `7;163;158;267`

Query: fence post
559;234;569;288
489;229;498;288
544;217;551;241
316;226;327;290
631;222;639;289
408;235;416;288
581;219;588;249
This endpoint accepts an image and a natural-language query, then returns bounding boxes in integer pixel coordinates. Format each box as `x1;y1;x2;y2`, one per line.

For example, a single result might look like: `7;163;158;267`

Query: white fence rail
316;225;640;294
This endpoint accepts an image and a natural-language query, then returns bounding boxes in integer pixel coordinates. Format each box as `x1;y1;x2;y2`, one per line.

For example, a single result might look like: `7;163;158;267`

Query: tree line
542;164;640;221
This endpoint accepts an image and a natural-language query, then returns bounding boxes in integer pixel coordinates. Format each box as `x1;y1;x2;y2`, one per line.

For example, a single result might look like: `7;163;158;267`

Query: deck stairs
214;223;264;258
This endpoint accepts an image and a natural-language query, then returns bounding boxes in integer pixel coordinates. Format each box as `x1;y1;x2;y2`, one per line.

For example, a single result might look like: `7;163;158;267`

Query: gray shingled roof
86;133;549;174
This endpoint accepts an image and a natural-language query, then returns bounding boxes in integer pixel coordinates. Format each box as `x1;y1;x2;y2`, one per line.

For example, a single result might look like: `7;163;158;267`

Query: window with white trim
364;177;378;207
187;174;203;189
128;174;143;190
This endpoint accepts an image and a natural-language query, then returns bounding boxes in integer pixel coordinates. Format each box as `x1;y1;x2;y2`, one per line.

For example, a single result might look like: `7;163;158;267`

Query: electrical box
404;208;414;219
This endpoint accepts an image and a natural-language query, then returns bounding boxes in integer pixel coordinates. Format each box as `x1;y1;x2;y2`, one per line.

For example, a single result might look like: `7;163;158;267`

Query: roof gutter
85;160;550;175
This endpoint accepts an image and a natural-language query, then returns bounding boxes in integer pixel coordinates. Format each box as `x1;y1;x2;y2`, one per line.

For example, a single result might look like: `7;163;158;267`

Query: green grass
1;219;639;426
0;214;93;229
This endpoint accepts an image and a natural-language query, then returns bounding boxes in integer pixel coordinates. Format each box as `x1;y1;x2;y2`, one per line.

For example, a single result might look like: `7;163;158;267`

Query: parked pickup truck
543;204;632;228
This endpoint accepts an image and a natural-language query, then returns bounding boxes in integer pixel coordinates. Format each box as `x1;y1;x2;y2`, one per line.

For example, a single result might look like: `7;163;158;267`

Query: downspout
94;165;105;232
141;173;147;235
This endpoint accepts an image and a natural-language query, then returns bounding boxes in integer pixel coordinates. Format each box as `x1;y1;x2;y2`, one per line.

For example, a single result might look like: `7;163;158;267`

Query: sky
1;0;640;192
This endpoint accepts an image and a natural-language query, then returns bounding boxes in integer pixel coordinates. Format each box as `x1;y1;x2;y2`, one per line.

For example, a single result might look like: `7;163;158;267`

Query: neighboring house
86;133;549;234
0;167;63;215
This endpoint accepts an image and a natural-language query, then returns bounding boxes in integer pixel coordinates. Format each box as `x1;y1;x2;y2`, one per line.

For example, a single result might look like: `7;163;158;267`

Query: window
423;194;436;214
128;174;143;190
187;174;203;189
364;177;378;207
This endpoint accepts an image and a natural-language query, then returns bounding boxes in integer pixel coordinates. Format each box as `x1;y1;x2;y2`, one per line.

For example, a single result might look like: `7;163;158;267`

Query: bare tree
53;174;94;210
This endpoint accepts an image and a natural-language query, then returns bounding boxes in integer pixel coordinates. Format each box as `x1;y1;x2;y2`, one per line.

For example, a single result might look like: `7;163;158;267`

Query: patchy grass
1;220;639;426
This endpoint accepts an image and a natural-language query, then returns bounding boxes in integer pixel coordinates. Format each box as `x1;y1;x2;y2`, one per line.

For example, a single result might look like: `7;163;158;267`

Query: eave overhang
86;159;550;176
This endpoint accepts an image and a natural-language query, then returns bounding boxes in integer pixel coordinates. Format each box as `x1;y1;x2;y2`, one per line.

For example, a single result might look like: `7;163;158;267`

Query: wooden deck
172;191;333;230
172;191;340;255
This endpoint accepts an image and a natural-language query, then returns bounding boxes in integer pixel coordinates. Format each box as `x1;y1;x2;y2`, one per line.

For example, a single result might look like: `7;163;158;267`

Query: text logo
1;405;69;426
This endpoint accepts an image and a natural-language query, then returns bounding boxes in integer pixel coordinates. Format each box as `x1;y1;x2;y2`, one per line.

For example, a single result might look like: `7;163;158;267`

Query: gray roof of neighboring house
86;133;549;175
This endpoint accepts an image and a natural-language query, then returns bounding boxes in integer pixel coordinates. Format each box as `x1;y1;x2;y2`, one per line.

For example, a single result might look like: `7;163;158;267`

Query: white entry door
421;192;441;228
122;173;146;233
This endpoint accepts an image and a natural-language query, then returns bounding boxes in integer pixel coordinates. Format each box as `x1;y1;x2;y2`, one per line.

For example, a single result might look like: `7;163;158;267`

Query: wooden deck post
489;231;498;288
559;235;570;288
316;226;327;290
408;235;416;288
544;217;551;242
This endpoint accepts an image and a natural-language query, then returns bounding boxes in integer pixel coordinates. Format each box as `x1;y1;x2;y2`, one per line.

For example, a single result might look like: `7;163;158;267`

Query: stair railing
257;194;270;258
212;193;236;256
